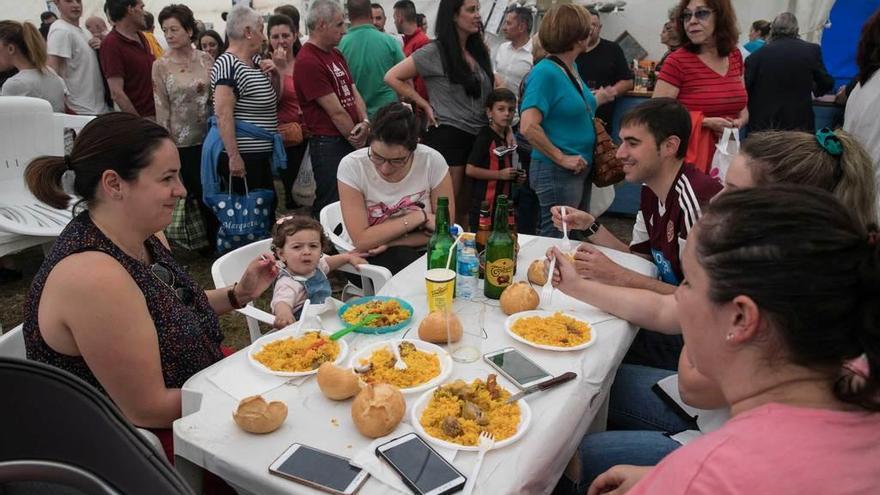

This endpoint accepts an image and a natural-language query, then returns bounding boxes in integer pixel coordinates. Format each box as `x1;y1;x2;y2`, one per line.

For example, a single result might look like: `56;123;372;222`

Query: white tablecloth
173;235;657;495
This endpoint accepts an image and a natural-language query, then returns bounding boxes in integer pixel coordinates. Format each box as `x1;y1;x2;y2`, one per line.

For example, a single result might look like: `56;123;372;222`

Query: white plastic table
173;235;657;494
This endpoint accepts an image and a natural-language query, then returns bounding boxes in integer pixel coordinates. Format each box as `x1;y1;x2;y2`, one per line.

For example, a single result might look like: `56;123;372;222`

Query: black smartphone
269;443;369;495
483;347;553;389
376;433;467;495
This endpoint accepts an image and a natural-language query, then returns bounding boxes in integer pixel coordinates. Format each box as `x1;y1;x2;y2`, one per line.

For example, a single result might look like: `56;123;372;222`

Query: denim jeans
309;135;354;218
575;430;681;492
529;158;591;237
574;364;695;492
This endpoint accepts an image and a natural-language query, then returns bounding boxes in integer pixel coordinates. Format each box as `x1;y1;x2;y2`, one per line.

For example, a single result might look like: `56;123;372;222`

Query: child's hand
273;312;296;329
498;168;520;181
347;253;370;268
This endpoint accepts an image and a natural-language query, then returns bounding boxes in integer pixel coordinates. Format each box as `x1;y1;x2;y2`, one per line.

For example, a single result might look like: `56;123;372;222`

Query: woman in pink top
574;185;880;495
267;12;307;210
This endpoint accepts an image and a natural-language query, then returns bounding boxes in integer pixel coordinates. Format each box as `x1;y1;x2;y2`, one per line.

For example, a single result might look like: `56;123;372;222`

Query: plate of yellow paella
349;339;453;394
337;296;414;334
248;328;349;377
411;375;531;451
505;310;596;351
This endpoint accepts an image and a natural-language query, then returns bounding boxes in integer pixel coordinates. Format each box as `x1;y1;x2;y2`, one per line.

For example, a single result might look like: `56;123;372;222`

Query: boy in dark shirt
465;88;526;230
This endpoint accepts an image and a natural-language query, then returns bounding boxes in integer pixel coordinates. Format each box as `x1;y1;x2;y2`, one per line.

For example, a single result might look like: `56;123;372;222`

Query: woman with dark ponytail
561;185;880;494
0;20;66;111
22;113;277;462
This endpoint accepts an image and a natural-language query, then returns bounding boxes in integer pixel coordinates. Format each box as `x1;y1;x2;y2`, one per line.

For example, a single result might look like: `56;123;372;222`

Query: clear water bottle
456;234;479;300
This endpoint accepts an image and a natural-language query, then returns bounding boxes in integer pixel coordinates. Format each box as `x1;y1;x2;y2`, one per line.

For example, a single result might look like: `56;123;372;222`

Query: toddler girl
271;215;367;328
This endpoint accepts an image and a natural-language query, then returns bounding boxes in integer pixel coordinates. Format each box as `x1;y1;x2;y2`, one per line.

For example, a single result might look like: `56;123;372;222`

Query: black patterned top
24;211;224;393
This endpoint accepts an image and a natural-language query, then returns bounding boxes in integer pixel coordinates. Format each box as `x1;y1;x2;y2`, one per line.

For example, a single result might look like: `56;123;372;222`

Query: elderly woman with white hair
204;4;285;241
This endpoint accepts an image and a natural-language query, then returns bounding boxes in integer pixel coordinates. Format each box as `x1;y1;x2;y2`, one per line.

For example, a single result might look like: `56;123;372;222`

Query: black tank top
23;211;224;393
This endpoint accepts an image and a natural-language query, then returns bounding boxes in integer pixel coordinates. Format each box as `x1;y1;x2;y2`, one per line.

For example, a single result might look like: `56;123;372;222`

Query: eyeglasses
680;8;713;22
150;262;195;306
367;148;412;167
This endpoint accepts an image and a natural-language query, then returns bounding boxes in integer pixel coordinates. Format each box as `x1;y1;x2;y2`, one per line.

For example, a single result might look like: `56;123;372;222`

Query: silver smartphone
483;347;553;389
269;443;369;495
376;433;467;495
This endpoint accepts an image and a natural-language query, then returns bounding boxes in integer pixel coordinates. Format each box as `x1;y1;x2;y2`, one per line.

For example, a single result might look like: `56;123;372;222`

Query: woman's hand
229;152;246;177
236;254;278;303
420;101;438;128
366;244;388;256
587;465;652;495
551;206;593;231
271;46;288;72
421;210;436;233
558;154;588;175
702;117;734;134
550;247;581;296
594;86;618;106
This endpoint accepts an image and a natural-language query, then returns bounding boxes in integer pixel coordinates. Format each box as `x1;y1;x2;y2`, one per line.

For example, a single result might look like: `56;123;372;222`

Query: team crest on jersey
666;220;674;243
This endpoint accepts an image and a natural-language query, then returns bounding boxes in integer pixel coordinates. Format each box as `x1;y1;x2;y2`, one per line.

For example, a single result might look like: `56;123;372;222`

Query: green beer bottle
484;195;515;299
427;197;455;270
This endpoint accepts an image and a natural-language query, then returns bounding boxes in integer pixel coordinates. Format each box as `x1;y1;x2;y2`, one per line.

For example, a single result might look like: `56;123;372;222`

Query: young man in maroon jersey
550;98;722;369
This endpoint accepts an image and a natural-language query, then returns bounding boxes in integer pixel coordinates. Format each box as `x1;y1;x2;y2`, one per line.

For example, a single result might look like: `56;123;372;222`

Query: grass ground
0;183;635;350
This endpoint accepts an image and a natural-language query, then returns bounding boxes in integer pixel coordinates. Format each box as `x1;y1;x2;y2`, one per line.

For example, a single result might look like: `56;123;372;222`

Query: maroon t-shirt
630;164;722;285
293;42;359;137
99;29;155;116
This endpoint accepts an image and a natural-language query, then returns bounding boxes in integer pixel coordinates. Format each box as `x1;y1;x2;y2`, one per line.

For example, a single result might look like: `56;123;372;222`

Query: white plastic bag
291;144;316;207
589;184;616;217
709;127;740;181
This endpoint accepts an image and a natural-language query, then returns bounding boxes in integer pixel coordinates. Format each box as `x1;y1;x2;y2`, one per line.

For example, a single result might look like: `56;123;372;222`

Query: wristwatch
586;221;601;237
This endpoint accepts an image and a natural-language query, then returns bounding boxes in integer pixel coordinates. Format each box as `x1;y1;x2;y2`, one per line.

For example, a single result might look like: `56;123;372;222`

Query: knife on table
505;371;577;404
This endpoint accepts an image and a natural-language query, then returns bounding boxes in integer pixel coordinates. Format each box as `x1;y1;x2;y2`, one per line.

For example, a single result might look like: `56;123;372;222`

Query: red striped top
657;48;747;119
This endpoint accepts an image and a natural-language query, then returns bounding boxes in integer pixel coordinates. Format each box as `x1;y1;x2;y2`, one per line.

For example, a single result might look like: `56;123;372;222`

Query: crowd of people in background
3;0;880;493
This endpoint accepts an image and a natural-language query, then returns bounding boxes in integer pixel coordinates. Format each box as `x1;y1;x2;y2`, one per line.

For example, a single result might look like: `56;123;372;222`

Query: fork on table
462;431;495;495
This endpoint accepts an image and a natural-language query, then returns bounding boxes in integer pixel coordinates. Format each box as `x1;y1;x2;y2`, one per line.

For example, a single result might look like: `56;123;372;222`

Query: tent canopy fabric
11;0;839;60
10;0;873;90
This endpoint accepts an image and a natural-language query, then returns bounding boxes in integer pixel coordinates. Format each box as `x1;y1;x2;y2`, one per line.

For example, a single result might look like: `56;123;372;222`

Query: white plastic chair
210;238;392;343
0;97;95;256
319;201;356;254
0;324;164;454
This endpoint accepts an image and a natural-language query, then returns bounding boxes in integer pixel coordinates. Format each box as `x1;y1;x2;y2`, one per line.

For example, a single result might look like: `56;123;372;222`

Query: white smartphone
268;443;369;495
376;433;467;495
483;347;553;389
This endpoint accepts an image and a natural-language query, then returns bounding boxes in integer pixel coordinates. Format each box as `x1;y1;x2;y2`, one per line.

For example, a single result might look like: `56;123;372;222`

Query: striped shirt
658;48;747;119
211;52;278;153
630;164;722;285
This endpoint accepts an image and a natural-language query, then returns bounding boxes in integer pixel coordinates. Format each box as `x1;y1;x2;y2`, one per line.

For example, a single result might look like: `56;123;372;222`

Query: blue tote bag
205;174;274;252
201;116;287;252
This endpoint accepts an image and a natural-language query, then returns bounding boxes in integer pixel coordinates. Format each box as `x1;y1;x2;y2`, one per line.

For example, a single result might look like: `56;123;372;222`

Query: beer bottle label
486;258;514;287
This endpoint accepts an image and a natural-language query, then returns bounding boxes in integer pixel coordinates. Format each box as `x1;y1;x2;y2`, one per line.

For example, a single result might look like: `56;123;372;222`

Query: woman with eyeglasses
653;0;748;164
337;102;455;272
22;113;277;463
569;185;880;494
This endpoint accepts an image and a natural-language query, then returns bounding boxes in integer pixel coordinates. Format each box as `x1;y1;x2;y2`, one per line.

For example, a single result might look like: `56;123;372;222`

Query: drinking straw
445;232;466;271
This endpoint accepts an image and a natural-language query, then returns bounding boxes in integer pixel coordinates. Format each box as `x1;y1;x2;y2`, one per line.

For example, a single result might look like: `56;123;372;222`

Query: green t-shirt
339;24;404;117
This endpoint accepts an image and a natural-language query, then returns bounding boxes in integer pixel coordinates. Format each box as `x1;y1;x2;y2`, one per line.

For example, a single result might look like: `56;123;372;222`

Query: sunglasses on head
680;8;713;22
150;262;195;306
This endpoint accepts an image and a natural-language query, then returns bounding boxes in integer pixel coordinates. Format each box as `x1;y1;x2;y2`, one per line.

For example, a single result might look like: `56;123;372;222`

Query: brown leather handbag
278;122;308;146
591;117;625;187
547;56;625;187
